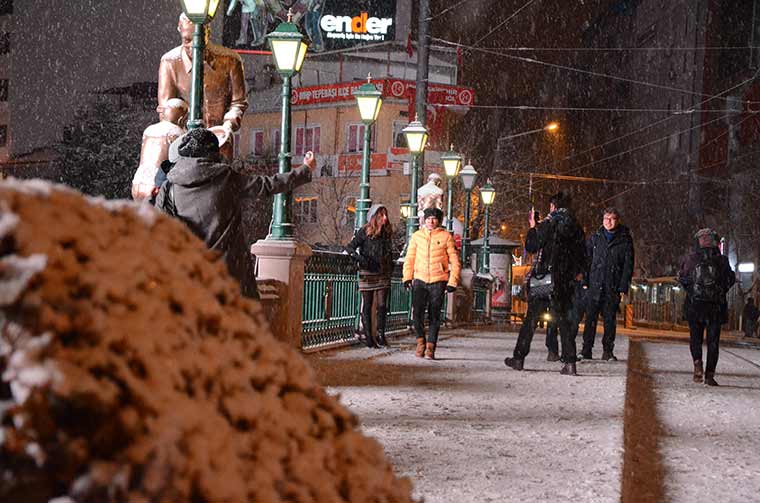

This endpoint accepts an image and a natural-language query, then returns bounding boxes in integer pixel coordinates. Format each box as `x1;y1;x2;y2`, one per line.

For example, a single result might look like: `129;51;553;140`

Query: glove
404;280;412;290
446;285;456;293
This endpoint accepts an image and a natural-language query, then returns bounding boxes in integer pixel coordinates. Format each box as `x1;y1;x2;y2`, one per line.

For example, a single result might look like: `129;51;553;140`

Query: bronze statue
158;13;248;160
132;98;187;201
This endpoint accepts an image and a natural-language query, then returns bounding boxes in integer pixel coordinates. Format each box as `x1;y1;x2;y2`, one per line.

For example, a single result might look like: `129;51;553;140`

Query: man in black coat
678;228;735;386
580;207;634;361
155;127;314;298
504;192;586;375
742;297;759;338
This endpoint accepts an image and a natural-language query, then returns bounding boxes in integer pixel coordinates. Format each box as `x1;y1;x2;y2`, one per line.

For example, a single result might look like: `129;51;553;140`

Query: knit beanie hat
695;228;718;248
423;207;443;222
177;128;220;158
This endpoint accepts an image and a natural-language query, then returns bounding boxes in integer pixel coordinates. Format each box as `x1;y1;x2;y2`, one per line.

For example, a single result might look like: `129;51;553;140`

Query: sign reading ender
223;0;397;53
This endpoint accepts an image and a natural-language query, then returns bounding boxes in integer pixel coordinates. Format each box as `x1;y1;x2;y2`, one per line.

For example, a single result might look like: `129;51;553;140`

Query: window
345;123;376;153
249;129;264;156
294;124;320;156
0;79;7;102
0;0;12;15
295;196;318;224
0;125;7;148
392;121;408;148
0;32;9;55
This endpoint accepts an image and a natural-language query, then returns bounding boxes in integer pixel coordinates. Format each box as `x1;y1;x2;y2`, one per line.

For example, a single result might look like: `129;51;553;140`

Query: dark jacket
155;155;311;298
345;204;396;277
585;224;635;301
678;246;735;323
526;208;585;311
742;302;759;324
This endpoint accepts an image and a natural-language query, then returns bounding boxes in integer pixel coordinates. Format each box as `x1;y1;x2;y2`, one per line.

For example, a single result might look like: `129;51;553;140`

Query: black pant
582;294;620;355
412;280;446;345
513;297;578;363
360;288;389;339
546;322;558;355
689;318;721;373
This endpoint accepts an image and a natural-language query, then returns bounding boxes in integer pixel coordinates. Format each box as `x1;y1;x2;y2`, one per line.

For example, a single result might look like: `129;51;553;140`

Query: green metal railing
472;282;488;320
387;265;412;332
302;251;361;349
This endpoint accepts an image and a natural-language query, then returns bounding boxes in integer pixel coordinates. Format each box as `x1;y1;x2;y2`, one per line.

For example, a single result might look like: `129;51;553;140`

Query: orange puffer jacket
402;227;461;287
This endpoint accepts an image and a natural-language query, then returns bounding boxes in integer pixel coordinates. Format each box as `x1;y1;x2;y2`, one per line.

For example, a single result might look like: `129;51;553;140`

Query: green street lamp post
179;0;222;130
266;9;308;240
478;180;496;274
441;144;463;233
458;162;477;267
402;118;429;251
353;74;383;230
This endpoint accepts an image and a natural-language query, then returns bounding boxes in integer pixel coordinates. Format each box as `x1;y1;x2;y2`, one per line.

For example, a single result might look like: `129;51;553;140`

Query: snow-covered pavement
306;327;760;503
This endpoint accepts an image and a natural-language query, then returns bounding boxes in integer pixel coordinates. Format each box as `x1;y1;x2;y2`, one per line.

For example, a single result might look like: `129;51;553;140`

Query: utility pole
415;0;430;175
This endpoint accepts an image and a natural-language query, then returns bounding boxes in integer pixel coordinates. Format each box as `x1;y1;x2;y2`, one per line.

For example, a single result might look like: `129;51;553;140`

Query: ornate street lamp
401;118;429;251
353;74;383;230
440;144;463;233
479;179;496;274
458;162;477;266
266;9;308;240
179;0;222;130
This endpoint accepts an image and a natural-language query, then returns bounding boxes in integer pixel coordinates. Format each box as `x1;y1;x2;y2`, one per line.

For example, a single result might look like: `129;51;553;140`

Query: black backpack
691;254;722;303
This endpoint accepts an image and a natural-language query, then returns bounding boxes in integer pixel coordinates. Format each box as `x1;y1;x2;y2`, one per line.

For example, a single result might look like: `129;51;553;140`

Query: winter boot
601;351;618;361
704;372;719;387
424;343;436;360
693;360;704;383
376;330;388;348
546;351;560;362
504;357;524;371
415;337;426;358
560;362;577;376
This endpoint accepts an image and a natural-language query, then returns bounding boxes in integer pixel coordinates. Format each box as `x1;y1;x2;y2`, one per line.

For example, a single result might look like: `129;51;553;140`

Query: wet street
306;327;760;503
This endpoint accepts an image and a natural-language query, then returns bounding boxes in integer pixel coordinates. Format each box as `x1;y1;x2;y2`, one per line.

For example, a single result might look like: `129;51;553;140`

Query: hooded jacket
345;204;396;277
155;155;311;297
585;224;635;301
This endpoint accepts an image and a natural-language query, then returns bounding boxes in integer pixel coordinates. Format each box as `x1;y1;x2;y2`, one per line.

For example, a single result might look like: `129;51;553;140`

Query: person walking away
155;127;315;298
742;297;759;338
345;204;396;348
504;192;586;375
402;207;461;360
678;228;736;386
580;207;634;361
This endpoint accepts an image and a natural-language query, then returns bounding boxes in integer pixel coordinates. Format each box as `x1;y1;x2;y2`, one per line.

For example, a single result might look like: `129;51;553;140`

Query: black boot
560;362;577;375
376;310;388;347
601;350;617;361
693;360;703;383
704;372;719;386
546;351;560;362
504;357;524;371
376;330;388;348
361;314;377;348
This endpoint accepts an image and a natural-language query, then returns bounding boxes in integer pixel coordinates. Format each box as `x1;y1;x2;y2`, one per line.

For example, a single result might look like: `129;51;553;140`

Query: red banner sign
290;79;475;107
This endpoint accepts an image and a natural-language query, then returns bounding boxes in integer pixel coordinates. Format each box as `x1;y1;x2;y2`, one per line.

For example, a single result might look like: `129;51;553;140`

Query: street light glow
441;145;463;178
738;262;755;273
180;0;221;23
545;122;559;132
480;180;496;206
402;119;429;154
355;74;383;124
267;11;308;75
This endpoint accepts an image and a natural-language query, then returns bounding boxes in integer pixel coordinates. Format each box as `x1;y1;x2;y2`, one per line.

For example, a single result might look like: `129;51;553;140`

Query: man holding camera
504;192;585;375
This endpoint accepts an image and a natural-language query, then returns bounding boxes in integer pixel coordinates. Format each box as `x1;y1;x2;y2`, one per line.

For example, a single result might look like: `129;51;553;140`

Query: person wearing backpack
678;228;735;386
504;192;586;375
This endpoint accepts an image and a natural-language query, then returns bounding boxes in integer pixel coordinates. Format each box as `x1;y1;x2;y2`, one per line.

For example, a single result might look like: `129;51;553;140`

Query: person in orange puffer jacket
402;207;461;360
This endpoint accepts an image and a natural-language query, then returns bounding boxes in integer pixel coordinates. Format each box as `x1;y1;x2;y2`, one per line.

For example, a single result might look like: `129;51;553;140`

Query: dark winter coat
526;208;586;311
678;246;735;323
585;224;635;302
345;205;396;279
742;302;759;324
155;155;311;298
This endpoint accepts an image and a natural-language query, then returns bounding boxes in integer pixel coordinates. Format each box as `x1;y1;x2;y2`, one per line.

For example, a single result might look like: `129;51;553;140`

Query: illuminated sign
223;0;397;53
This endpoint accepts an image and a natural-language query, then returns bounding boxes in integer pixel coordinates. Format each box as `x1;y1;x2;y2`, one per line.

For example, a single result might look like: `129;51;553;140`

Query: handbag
528;272;553;300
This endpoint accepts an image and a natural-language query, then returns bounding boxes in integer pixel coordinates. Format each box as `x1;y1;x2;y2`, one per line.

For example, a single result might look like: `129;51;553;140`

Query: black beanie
177;128;220;158
423;207;443;221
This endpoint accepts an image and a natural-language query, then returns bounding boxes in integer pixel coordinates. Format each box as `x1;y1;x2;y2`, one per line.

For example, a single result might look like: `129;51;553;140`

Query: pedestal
251;238;312;348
